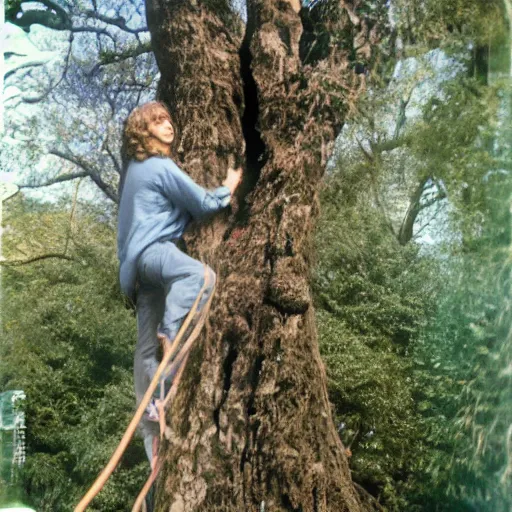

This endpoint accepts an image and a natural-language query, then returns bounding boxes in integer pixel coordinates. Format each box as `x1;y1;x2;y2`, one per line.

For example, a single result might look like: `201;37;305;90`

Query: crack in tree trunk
237;31;267;222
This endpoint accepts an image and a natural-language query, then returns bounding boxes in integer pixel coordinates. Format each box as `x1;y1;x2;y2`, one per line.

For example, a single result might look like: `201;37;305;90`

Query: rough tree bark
144;0;384;510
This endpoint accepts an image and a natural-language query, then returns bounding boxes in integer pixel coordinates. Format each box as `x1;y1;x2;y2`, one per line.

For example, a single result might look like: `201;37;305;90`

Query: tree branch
393;83;416;140
398;175;430;245
49;31;74;92
10;0;147;33
355;136;374;162
4;60;48;80
370;134;412;154
87;171;118;203
0;253;75;266
64;179;81;254
39;0;69;21
70;26;113;40
47;149;88;171
49;149;119;203
95;41;153;69
18;171;89;189
84;10;148;34
20;92;52;104
102;140;122;176
413;198;445;241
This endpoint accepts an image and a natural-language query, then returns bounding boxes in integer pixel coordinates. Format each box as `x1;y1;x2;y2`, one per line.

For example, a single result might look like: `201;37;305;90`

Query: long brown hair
122;101;178;162
119;101;178;197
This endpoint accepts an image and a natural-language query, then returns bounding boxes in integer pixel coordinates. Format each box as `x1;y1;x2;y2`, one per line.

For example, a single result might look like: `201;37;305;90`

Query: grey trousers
134;240;215;460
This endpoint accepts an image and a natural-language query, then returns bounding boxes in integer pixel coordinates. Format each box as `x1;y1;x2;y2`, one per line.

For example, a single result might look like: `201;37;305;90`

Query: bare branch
64;179;81;254
103;140;122;176
353;483;386;512
87;171;119;203
70;26;114;40
49;149;119;203
4;60;48;80
413;198;446;241
21;93;51;104
18;171;89;189
50;32;74;92
84;10;148;34
9;0;146;35
1;253;75;266
49;149;88;170
354;138;396;239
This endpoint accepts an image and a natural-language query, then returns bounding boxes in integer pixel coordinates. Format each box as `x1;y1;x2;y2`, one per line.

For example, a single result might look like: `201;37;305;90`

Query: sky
0;2;490;253
1;4;155;204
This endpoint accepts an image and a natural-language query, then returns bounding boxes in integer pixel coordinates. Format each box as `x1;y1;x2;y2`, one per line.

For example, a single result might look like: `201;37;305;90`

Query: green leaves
1;197;147;511
313;15;512;505
314;169;438;508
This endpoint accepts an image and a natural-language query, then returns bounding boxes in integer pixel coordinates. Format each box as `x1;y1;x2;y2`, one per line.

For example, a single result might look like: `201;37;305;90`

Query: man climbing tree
75;101;243;511
141;0;386;510
117;101;242;468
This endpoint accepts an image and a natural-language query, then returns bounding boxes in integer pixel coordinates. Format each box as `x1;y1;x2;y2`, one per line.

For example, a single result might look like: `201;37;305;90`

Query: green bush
1;196;147;511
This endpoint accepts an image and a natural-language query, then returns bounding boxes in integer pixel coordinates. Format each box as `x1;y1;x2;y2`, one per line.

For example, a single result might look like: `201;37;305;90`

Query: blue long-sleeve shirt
117;156;231;298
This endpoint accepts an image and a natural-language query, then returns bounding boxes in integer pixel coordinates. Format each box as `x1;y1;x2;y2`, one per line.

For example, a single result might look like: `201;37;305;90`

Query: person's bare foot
157;332;173;356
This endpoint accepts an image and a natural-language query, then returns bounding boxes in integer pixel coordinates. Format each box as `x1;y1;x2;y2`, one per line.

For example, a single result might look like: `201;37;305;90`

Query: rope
74;265;212;512
132;273;217;512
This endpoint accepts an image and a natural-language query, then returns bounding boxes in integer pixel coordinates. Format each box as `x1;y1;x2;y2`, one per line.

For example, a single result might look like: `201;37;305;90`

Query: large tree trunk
145;1;383;510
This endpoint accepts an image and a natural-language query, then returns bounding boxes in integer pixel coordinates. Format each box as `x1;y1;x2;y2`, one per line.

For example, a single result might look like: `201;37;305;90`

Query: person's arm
160;159;241;220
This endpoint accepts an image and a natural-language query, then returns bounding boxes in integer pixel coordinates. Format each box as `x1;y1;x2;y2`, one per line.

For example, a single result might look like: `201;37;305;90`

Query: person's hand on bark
223;167;242;195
